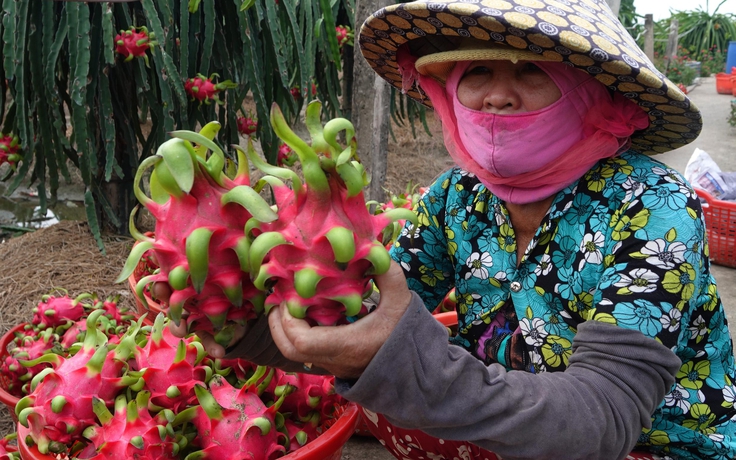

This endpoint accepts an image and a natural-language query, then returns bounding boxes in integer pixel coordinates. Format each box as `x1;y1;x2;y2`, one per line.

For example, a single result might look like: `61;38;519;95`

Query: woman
178;0;736;458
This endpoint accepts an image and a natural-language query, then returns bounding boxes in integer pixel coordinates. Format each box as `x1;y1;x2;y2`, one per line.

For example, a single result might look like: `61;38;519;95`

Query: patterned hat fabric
358;0;702;155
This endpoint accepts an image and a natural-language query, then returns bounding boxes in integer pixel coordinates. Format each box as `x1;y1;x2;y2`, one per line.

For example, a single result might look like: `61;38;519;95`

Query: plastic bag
684;148;736;200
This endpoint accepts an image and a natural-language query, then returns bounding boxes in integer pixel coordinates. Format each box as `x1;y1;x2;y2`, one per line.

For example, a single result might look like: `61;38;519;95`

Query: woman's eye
466;65;490;75
521;62;543;73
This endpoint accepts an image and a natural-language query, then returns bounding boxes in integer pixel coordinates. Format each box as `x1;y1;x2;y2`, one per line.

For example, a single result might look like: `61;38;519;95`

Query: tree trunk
352;0;392;203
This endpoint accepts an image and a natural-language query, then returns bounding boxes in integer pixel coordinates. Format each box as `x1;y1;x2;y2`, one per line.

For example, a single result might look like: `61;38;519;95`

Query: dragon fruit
79;392;181;460
184;74;238;104
266;369;345;421
0;134;21;171
335;25;354;48
129;313;211;412
175;374;286;460
276;143;297;167
0;433;18;460
15;311;141;454
116;122;273;346
115;26;156;66
237;114;258;137
31;291;94;330
242;101;417;325
281;417;320;453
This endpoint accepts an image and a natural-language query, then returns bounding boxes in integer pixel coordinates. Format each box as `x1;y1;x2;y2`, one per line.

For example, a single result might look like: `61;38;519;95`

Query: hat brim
416;45;560;83
358;0;701;155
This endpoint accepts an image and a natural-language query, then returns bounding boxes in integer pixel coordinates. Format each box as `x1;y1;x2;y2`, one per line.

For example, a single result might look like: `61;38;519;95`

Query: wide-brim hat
358;0;701;155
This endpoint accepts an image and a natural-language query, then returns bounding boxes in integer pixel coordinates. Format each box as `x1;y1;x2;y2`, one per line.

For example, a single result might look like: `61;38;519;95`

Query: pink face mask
450;61;591;179
396;49;651;204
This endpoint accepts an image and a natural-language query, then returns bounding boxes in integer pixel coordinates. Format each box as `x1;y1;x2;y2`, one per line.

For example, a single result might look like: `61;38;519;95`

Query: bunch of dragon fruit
114;26;156;66
237;113;258;137
184;73;238;105
0;134;21;171
241;101;417;325
116;122;274;347
12;311;350;459
0;291;134;398
289;82;317;100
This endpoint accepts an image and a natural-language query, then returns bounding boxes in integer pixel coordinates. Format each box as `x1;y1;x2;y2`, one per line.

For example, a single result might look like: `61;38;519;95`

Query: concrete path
340;75;736;459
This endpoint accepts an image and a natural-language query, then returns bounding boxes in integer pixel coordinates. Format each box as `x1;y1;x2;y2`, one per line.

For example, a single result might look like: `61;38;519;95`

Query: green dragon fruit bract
116;122;275;347
243;101;417;325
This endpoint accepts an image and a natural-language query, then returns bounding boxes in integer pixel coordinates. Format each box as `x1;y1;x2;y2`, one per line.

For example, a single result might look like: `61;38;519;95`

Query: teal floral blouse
390;151;736;459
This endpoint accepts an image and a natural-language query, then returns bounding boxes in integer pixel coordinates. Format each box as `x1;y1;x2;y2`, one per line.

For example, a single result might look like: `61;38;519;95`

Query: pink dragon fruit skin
79;392;180;460
15;311;141;455
116;123;273;347
245;102;416;325
130;314;211;412
176;374;286;460
281;417;320;453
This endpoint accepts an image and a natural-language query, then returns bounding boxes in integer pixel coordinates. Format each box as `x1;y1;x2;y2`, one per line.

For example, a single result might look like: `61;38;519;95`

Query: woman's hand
268;261;413;379
161;283;247;358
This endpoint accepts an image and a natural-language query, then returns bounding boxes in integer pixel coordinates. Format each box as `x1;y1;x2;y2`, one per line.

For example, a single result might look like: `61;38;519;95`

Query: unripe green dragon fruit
243;101;417;324
116;122;275;346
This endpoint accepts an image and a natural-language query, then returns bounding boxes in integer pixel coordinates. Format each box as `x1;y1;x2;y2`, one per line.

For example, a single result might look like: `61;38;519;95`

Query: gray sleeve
223;314;329;375
335;292;681;460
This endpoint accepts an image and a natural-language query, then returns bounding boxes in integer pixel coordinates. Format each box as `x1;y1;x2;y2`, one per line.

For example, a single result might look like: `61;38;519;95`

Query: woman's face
456;60;562;114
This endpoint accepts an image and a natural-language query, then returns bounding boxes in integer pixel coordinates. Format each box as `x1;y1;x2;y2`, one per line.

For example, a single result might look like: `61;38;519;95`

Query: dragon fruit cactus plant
241;101;417;325
0;134;21;171
115;26;157;66
184;73;238;105
116;122;274;346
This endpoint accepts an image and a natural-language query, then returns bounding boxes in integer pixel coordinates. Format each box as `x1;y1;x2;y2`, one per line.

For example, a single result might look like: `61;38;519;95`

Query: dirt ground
0;113;451;440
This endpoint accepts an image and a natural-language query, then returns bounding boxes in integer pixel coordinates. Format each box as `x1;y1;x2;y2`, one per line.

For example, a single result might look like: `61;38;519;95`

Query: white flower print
580;231;604;265
465;252;492;280
664;383;691;413
723;383;736;406
456;445;472;460
520;317;548;347
614;268;659;293
659;307;682;333
640;239;686;269
622;176;646;201
688;315;708;341
535;254;553;276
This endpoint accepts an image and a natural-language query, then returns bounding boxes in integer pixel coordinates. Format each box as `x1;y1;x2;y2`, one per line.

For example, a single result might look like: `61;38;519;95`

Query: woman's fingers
168;317;189;338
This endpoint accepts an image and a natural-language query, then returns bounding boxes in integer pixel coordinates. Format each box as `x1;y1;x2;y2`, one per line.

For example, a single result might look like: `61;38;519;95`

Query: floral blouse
390;151;736;459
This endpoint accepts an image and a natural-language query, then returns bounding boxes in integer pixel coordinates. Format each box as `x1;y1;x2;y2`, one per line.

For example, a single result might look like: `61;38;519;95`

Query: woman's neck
505;196;555;266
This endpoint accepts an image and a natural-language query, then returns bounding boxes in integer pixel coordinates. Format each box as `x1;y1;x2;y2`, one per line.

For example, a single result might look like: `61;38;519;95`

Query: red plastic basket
696;189;736;268
0;323;27;422
17;403;360;460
